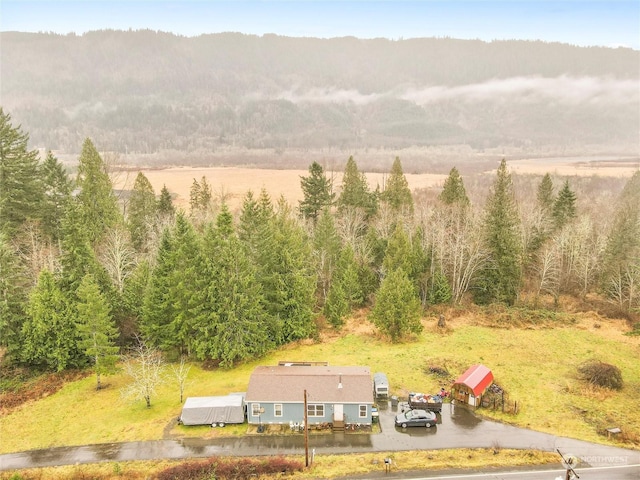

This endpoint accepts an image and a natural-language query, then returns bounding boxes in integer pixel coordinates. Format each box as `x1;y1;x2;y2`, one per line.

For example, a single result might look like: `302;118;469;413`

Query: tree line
2;31;638;155
1;108;639;384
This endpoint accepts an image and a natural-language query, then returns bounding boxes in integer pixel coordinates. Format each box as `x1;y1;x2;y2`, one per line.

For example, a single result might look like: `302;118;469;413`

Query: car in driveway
395;409;437;428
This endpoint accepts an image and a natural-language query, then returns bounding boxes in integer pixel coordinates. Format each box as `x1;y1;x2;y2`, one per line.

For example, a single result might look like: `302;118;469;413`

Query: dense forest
1;109;639;382
1;30;639;162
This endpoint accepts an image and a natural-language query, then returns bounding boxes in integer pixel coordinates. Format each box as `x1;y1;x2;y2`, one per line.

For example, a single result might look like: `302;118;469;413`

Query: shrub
577;360;623;390
155;456;304;480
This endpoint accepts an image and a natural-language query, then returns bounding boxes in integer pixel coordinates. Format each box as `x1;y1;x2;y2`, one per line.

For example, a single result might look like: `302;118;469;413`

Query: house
245;365;374;430
451;364;493;408
179;394;246;426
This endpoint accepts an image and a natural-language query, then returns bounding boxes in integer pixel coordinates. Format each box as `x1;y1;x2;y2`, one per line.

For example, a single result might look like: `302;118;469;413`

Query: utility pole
304;389;309;467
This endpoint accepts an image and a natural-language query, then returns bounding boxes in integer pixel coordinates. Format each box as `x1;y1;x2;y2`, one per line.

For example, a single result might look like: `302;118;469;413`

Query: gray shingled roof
245;365;374;404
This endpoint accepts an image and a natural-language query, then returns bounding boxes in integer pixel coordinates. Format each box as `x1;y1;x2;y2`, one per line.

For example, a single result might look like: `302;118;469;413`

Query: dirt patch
0;369;90;415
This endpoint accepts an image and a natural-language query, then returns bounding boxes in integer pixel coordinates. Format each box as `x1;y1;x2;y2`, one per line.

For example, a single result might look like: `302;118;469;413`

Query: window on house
359;405;367;418
307;404;324;417
251;403;261;416
274;404;283;417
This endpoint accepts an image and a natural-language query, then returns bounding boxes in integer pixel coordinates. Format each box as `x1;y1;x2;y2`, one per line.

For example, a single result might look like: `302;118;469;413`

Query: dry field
112;166;449;211
111;156;639;212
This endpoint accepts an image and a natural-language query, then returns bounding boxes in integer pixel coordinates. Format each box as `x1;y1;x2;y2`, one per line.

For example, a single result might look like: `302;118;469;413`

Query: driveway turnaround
1;402;638;472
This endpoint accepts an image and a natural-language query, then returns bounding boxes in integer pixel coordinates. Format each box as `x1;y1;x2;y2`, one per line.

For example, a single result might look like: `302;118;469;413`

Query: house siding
247;402;372;425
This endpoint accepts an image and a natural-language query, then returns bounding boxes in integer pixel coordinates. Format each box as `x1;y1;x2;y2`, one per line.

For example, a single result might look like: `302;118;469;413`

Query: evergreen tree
337;244;364;308
299;161;334;222
0;232;29;362
142;229;177;349
197;215;273;367
474;159;523;305
127;172;157;251
164;211;204;355
382;224;414;277
120;259;150;344
189;176;212;218
0;108;44;238
536;173;555;214
323;244;363;328
527;173;556;256
41;151;73;243
75;138;120;245
381;157;413;213
76;274;119;389
370;268;423;342
438;167;469;206
323;276;349;328
427;269;452;305
59;200;105;296
601;171;640;311
157;184;175;218
257;201;317;343
313;208;342;305
22;269;80;371
337;156;377;217
552;180;577;229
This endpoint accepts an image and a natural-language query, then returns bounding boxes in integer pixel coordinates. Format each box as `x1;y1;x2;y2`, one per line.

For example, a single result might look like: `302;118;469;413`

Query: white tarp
180;394;246;426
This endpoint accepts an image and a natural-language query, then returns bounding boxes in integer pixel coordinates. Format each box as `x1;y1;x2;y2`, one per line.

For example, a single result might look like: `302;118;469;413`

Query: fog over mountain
1;30;638;168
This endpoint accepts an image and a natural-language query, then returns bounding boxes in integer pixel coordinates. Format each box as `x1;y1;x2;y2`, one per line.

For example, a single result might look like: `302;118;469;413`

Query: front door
334;404;344;422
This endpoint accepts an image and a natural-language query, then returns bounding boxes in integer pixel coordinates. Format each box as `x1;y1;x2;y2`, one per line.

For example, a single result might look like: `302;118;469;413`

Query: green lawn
1;315;639;454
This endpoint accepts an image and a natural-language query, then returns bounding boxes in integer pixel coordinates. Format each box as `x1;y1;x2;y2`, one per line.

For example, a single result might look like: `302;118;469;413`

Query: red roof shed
453;364;493;396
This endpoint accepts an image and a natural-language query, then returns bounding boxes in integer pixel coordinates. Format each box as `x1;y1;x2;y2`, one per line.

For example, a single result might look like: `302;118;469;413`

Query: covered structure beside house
245;365;374;430
451;364;493;408
179;394;246;426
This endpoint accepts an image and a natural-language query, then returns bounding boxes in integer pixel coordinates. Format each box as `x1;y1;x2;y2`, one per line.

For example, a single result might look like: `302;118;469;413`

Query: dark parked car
395;409;437;428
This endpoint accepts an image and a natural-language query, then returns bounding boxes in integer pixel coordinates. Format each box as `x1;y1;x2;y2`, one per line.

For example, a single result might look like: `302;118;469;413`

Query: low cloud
274;76;638;107
274;87;382;105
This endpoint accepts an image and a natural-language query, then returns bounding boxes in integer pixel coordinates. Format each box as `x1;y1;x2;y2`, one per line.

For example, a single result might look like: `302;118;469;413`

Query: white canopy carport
179;394;246;426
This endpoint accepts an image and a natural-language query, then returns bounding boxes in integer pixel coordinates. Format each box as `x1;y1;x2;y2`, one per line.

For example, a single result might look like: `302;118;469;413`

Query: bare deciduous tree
170;356;191;404
98;226;137;293
120;338;165;408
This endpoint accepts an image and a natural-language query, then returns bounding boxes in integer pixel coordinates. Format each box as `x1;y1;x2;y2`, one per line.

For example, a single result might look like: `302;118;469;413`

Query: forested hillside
1;109;639;380
1;30;638;160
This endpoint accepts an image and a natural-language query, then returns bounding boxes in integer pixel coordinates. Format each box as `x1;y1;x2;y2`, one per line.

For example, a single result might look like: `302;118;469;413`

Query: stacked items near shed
408;392;443;413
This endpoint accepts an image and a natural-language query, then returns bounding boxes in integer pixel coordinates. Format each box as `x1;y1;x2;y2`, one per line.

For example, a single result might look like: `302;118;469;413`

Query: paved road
1;402;638;475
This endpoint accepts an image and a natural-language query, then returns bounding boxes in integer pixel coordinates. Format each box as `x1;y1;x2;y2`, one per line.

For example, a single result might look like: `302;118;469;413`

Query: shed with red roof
451;364;493;407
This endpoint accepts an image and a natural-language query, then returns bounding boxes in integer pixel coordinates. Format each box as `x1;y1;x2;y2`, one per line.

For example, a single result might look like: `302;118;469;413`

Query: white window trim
307;404;325;417
359;405;367;418
274;403;283;417
251;403;261;416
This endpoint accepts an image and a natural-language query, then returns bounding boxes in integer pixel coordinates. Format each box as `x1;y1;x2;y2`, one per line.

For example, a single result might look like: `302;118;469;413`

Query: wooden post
304;389;309;467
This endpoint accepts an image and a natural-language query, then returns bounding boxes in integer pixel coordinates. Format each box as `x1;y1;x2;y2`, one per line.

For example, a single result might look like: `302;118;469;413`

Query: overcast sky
1;0;638;50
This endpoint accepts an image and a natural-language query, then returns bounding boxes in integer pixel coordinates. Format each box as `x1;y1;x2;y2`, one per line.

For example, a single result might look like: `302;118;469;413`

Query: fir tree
197;217;273;367
41;151;73;243
439;167;469;206
0;108;44;238
337;156;377;217
370;268;423;342
127;172;157;251
157;185;175;218
552;180;577;229
474;159;523;305
601;171;640;311
536;173;555;214
313;208;342;305
381;157;413;213
299;161;334;222
22;269;80;371
75;138;121;245
0;232;29;362
76;274;119;389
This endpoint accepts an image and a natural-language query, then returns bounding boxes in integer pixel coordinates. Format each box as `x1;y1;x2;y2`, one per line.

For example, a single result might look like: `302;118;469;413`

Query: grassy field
2;305;639;457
